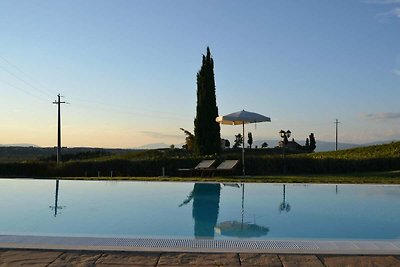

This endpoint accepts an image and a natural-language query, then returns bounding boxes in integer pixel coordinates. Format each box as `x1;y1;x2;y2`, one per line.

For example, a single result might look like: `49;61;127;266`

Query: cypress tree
194;47;221;155
247;132;253;149
309;133;316;151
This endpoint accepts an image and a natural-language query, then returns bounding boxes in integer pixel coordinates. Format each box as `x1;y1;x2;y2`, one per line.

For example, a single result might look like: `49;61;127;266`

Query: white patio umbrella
216;110;271;176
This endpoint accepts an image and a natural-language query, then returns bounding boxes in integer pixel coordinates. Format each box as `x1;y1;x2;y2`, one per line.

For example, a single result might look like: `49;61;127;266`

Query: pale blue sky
0;0;399;148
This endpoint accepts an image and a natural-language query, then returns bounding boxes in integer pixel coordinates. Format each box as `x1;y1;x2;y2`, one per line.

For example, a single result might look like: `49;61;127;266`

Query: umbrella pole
242;123;245;176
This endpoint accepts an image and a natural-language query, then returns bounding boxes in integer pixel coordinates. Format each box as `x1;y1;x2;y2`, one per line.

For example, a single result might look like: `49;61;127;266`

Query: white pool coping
0;235;399;254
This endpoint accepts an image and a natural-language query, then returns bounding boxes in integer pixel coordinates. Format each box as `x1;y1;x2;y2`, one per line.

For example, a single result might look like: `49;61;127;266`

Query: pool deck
1;249;400;266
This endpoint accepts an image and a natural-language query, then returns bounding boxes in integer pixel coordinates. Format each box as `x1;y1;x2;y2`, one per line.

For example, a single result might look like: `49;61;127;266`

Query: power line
0;78;48;102
0;74;189;123
71;99;190;122
0;55;54;98
0;56;191;122
0;64;52;99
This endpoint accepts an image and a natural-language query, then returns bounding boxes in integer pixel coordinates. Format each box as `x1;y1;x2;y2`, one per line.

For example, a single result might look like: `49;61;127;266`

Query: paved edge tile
157;252;240;266
239;253;283;266
321;255;400;267
96;251;161;266
0;249;63;266
47;251;103;267
279;254;325;267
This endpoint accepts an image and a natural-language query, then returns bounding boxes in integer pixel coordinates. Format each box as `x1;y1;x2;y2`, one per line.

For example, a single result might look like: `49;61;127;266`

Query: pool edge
0;235;399;255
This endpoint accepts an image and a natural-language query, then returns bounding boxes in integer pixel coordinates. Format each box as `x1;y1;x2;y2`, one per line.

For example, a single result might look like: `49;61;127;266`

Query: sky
0;0;399;148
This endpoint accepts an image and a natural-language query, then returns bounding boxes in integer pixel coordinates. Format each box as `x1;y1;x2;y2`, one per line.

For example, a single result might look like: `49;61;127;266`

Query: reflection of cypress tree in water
192;183;221;238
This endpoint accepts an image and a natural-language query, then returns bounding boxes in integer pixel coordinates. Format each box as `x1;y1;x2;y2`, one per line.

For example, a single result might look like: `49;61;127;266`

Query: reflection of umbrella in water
216;110;271;176
215;221;269;238
215;184;269;238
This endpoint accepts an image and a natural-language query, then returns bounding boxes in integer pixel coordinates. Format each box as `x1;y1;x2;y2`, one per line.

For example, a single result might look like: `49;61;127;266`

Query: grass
18;170;400;184
303;141;400;160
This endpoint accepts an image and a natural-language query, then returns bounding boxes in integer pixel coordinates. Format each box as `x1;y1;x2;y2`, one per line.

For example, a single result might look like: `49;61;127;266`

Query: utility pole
53;94;66;164
334;119;340;151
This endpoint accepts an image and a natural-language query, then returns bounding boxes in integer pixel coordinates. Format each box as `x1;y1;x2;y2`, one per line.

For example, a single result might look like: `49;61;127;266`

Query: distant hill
134;139;361;152
0;143;38;147
251;139;360;152
313;140;397;152
134;143;171;149
0;146;135;163
306;141;360;152
134;142;185;149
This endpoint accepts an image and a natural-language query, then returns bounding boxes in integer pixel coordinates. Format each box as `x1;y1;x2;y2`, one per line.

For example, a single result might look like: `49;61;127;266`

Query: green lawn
22;170;400;184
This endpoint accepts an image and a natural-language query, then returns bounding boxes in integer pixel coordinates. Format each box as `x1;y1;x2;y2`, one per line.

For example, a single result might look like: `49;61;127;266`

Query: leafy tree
309;133;316;151
247;132;253;149
261;142;268;148
305;138;309;147
225;139;230;148
194;47;221;155
180;128;194;151
222;139;230;149
233;133;243;149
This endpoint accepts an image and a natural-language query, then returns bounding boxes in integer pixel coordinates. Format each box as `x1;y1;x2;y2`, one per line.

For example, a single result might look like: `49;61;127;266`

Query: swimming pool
0;179;399;242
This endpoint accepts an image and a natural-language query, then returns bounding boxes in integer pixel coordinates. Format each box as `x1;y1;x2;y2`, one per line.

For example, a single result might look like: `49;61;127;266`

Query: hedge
0;155;399;177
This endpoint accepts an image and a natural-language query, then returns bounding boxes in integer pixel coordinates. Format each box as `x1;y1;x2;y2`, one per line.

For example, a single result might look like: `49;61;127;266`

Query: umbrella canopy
215;221;269;238
216;110;271;125
216;110;271;176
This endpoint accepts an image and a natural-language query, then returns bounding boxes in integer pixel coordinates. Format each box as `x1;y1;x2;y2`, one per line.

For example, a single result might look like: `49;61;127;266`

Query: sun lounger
216;160;239;171
178;160;216;177
202;160;240;177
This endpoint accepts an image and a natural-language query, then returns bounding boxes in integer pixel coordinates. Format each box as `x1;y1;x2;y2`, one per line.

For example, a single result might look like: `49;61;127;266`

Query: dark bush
0;143;399;177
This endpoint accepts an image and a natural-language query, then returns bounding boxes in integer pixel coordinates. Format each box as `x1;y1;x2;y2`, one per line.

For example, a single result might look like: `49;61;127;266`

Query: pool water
0;179;399;240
